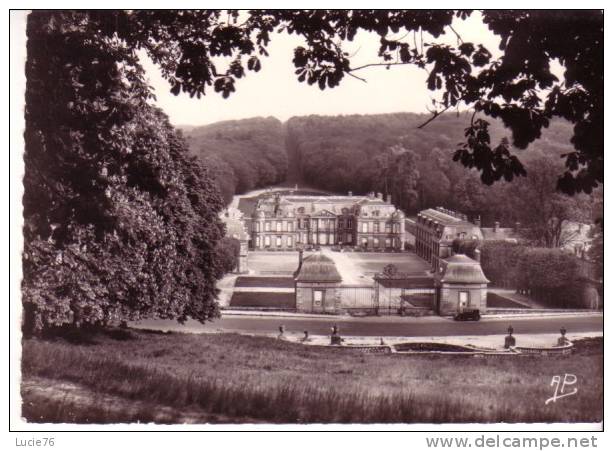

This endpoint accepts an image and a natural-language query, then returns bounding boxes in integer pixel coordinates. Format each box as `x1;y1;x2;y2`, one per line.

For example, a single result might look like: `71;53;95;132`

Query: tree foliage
23;11;227;333
99;9;602;195
478;241;589;308
183;117;288;204
214;237;241;274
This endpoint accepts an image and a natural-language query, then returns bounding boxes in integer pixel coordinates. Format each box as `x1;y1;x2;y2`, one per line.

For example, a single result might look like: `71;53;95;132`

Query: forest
183;117;288;204
182;112;600;238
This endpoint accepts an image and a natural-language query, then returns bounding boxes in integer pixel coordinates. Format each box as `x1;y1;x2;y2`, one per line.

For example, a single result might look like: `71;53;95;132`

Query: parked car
453;309;481;321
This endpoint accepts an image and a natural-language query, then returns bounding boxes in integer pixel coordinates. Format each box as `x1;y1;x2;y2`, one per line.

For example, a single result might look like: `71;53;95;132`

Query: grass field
247;252;299;274
21;329;602;424
229;292;295;308
235;277;295;288
487;292;530;309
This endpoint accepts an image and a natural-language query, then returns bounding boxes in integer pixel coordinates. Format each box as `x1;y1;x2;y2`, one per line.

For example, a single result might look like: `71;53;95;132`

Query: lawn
229;292;295;308
248;252;300;274
21;329;603;424
235;277;295;288
487;292;530;309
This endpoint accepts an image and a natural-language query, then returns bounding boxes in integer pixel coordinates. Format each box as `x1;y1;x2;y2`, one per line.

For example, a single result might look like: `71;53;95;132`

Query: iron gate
338;285;376;314
374;264;437;315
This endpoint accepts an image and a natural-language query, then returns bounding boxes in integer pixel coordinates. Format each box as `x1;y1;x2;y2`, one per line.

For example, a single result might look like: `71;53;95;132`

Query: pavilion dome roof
439;254;489;284
295;253;342;283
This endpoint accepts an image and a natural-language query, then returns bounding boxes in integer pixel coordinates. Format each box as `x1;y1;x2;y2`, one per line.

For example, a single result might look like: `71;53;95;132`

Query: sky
140;12;504;127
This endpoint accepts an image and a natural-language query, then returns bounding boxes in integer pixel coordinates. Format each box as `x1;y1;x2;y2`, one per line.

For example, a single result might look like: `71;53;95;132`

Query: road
134;313;602;337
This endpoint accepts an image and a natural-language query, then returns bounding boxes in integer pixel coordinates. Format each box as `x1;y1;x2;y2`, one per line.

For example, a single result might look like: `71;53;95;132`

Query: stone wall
438;283;488;315
296;282;342;313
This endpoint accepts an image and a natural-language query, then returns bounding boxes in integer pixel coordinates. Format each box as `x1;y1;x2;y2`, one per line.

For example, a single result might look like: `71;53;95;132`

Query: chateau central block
250;192;405;250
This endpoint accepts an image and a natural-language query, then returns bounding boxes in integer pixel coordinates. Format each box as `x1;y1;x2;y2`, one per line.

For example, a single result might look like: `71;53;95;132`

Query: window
361;237;368;246
361;222;368;233
282;221;287;232
277;221;282;232
265;222;271;232
373;210;380;217
338;219;344;229
313;290;324;307
287;236;293;247
347;218;353;228
385;238;391;248
458;291;469;309
373;238;379;248
288;222;293;232
256;237;261;247
264;236;271;247
385;223;392;233
276;236;282;247
374;222;379;233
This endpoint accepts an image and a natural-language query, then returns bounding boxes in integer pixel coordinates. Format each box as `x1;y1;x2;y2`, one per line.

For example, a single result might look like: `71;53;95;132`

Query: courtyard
247;249;430;282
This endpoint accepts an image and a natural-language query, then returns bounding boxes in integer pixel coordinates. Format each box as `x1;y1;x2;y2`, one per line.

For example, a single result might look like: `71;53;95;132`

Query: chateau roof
439;254;489;284
419;208;474;226
252;194;397;218
295;253;342;283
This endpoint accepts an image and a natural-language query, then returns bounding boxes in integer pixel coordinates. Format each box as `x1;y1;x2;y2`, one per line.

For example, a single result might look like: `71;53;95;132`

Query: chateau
412;207;484;273
250;192;405;250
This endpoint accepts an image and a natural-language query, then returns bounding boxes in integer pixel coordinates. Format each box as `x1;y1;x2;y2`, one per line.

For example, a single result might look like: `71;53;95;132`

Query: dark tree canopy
87;9;603;194
23;11;226;333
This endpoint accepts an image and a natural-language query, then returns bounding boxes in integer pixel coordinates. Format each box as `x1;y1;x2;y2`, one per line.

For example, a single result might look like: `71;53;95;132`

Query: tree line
185;112;600;249
183;117;288;204
453;240;600;309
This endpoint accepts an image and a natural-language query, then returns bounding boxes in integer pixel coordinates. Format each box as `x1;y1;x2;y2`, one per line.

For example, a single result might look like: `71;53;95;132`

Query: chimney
376;192;383;200
494;221;500;232
386;194;392;204
474;215;481;228
348;191;353;197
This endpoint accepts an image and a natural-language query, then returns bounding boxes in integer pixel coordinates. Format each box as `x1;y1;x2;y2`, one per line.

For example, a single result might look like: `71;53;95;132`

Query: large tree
510;156;591;248
23;12;226;333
